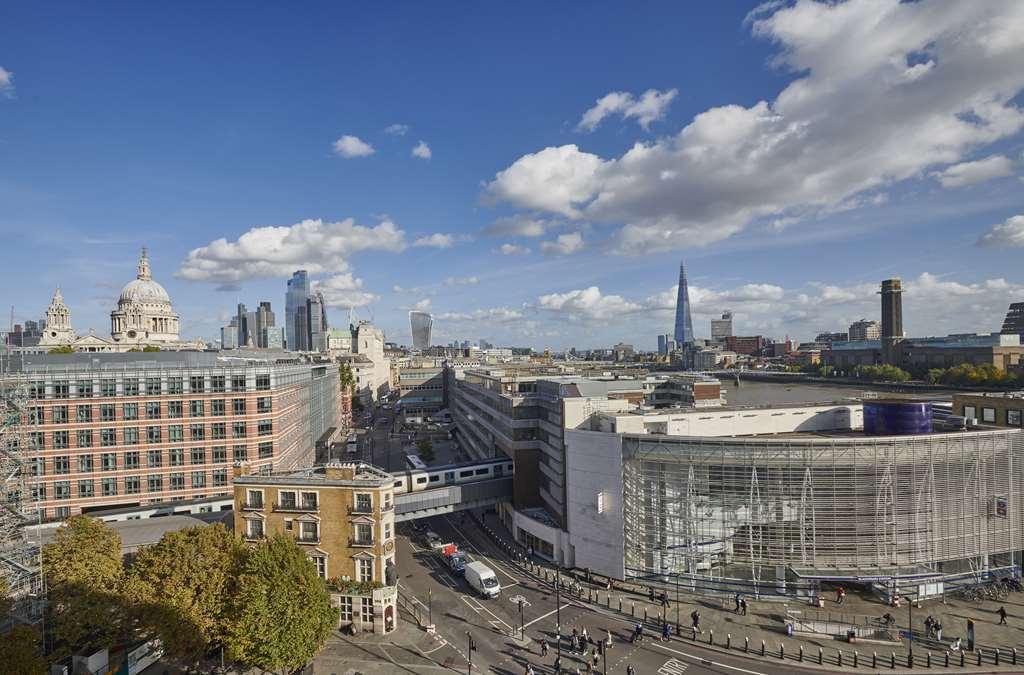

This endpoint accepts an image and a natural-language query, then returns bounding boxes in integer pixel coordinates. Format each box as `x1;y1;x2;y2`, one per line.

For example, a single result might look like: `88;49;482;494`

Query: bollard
799;646;803;662
709;629;714;646
618;598;622;612
908;652;913;668
779;643;784;660
853;651;858;668
959;650;964;667
926;652;930;668
977;650;982;666
745;636;749;653
1014;647;1018;665
873;652;877;669
837;650;842;667
631;602;635;617
995;648;1000;666
891;651;896;669
644;608;648;623
819;647;824;665
761;640;766;656
588;589;592;603
726;634;731;649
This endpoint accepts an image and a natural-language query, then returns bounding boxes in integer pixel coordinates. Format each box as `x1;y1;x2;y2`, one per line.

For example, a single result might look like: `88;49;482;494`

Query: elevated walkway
394;476;513;522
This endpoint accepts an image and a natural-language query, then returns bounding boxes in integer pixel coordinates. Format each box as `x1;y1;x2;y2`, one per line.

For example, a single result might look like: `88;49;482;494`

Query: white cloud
384;123;410;136
0;67;13;93
499;243;531;255
313;273;379;308
487;1;1024;255
932;155;1015;187
538;286;642;321
436;307;524;323
540;232;584;256
978;214;1024;247
443;276;479;286
412;140;432;160
177;217;406;284
577;88;679;132
412;298;432;312
483;214;550;238
332;135;375;158
412;233;454;248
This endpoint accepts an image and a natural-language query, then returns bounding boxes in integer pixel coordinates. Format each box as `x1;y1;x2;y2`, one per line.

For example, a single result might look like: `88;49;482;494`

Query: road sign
509;595;531;608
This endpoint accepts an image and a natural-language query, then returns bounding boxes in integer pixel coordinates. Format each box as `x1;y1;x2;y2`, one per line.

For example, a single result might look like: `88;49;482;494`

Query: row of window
28;397;272;424
30;375;272;399
36;469;231;500
243;519;393;555
26;443;274;475
28;420;273;450
964;405;1024;427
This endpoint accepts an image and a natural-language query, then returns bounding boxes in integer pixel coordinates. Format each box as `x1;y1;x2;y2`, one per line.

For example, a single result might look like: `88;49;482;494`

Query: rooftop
234;461;393;488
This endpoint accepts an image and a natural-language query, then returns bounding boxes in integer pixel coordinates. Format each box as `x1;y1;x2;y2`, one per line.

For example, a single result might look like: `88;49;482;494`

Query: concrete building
9;351;342;522
409;311;433;351
38;289;74;348
612;343;634;362
263;326;285;350
692;348;737;370
220;322;239;350
725;335;767;356
710;311;733;340
814;332;849;344
233;462;397;634
396;361;445;421
953;392;1024;428
646;374;723;408
828;333;1024;371
848;319;881;342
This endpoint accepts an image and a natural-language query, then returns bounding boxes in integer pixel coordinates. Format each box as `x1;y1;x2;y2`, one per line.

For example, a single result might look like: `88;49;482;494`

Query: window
355;493;372;513
257;397;272;413
146;402;161;420
298;521;319;543
245;519;264;539
1009;409;1022;427
124;451;140;469
383;492;392;510
232;398;246;415
52;405;69;423
27;457;44;477
169;473;185;491
78;454;94;473
964;405;976;420
357;558;373;582
28;381;45;399
167;377;183;395
147;475;163;493
53;431;69;449
101;453;117;471
190;400;205;418
233;445;247;461
300;491;318;510
384;522;392;541
169;448;184;466
211;422;226;440
78;480;95;498
125;476;140;494
246;489;264;508
55;506;71;519
53;381;69;399
54;481;71;500
360;596;373;619
124;379;139;396
191;471;206;489
168;400;183;418
77;429;93;448
123;403;138;420
211;399;226;416
100;428;116;447
258;442;273;459
338;596;352;622
168;424;184;443
77;405;92;422
232;422;247;438
146;426;162;444
100;379;116;397
279;491;297;509
54;456;70;474
145;378;161;396
147;449;163;468
258;420;272;436
356;523;373;545
311;555;327;579
212;446;227;463
189;376;205;393
983;407;996;423
212;468;228;487
124;426;139;445
211;375;226;392
100;404;116;422
76;380;93;398
102;477;118;497
190;447;206;465
30;484;46;501
256;375;270;391
28;406;44;425
29;432;44;451
231;375;247;391
190;424;206;441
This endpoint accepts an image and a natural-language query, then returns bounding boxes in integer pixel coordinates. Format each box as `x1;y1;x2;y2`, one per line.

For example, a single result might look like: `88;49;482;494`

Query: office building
236;303;249;347
220;320;239;350
1002;302;1024;341
307;291;329;352
657;334;673;356
409;311;433;351
233;462;397;634
848;319;881;342
953;392;1024;427
725;335;767;356
396;361;445;421
263;326;285;350
814;332;849;344
710;311;733;340
7;351;342;522
255;302;275;348
673;262;695;345
646;374;723;408
286;270;311;352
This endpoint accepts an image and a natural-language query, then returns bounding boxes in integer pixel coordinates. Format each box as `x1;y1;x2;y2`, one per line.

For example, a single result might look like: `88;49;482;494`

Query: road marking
508;594;531;607
461;595;513;631
523;602;573;628
441;515;521;583
658;658;689;674
653;643;769;675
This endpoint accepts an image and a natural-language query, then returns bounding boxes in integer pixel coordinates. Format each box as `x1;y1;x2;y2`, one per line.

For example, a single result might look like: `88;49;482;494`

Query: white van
464;561;501;598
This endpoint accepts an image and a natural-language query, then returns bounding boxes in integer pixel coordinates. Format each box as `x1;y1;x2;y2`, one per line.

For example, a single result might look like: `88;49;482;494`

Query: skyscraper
256;301;275;348
409;311;433;350
880;278;903;365
674;261;695;345
286;270;310;351
1001;302;1024;341
307;291;329;352
711;311;733;340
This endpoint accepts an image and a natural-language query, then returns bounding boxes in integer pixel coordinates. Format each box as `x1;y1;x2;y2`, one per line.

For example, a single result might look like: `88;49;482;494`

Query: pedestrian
592;648;599;669
935;622;942;641
662;621;671;641
924;616;933;638
691;609;701;632
649;586;656;601
606;628;614;649
554;656;561;673
526;665;535;675
838;587;846;606
541;638;548;657
740;597;748;616
627;664;636;675
581;626;589;643
836;587;842;603
662;592;670;607
734;592;741;613
999;606;1008;625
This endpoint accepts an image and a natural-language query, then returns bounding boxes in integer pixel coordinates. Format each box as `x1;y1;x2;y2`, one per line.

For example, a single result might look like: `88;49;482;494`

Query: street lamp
466;631;475;674
555;568;561;664
518;598;525;639
428;587;432;626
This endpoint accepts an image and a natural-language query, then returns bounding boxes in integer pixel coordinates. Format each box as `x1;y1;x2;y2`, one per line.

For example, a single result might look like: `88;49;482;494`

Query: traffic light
469;636;477;652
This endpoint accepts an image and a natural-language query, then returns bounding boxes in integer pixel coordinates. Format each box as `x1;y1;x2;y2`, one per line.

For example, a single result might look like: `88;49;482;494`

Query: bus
405;454;427;470
346;433;358;456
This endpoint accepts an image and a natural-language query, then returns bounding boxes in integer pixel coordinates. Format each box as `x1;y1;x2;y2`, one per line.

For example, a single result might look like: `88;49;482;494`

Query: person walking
734;592;742;613
526;665;535;675
662;621;671;641
740;597;748;616
581;626;589;644
540;638;548;657
999;606;1008;625
626;665;636;675
691;609;701;633
605;628;613;650
924;616;933;638
591;648;599;670
935;621;942;642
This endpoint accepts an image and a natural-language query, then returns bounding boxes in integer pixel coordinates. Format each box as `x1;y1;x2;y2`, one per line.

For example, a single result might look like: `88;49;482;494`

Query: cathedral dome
119;277;171;304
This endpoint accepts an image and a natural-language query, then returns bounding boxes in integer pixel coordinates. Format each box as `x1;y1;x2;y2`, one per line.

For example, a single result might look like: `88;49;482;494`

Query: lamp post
519;598;525;639
555;568;562;664
466;631;474;674
675;564;680;635
428;587;432;626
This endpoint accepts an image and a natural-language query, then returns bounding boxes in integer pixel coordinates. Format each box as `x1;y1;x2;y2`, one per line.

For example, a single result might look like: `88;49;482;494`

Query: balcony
274;501;319;513
348;537;374;548
296;535;321;545
348;504;374;515
244;532;265;542
241;501;265;511
381;502;394;512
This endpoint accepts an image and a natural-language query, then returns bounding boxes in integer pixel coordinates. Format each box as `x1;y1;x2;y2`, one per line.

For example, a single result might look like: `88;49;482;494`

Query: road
395;512;826;675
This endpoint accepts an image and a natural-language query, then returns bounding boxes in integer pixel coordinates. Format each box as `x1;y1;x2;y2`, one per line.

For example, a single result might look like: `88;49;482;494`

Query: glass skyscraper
286;270;310;351
673;261;695;345
409;311;433;350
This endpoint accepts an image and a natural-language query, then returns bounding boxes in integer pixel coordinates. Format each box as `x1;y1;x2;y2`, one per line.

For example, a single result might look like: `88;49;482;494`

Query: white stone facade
110;247;182;345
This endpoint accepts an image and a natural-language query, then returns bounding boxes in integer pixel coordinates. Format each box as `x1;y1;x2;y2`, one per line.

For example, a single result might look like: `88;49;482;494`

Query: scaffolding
1;349;43;625
622;429;1024;595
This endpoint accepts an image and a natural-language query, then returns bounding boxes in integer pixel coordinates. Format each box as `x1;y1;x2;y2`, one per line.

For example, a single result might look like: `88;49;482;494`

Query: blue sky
2;1;1023;350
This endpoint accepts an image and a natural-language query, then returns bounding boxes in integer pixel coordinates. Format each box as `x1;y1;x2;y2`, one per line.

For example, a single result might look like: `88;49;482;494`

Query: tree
123;524;245;666
0;625;45;674
223;536;338;672
47;345;74;354
142;345;160;352
42;515;125;657
417;438;434;463
338;363;355;391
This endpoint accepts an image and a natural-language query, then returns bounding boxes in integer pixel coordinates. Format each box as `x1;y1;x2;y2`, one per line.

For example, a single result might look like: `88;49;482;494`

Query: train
392;457;515;494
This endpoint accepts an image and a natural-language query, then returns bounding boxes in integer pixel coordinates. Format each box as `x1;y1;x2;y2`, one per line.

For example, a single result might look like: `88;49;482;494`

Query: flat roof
234;462;393;488
32;515;208;552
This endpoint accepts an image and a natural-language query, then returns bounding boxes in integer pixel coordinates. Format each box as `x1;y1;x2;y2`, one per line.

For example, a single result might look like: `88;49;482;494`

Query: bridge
393;476;513;522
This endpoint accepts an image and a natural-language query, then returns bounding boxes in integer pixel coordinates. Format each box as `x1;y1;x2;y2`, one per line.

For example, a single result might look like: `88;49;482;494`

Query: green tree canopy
224;536;338;671
47;345;74;354
416;438;434;463
0;625;46;675
42;515;125;656
123;524;245;665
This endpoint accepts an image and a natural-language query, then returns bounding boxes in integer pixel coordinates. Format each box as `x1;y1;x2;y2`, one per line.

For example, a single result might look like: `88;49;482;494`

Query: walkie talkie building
409;311;433;351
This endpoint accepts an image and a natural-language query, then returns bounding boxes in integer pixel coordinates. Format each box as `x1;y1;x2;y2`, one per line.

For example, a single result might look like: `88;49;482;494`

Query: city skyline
2;2;1023;350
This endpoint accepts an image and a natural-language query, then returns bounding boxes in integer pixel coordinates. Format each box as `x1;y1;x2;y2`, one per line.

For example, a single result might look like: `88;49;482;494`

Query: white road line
523;602;574;629
461;595;514;631
653;643;770;675
441;515;521;583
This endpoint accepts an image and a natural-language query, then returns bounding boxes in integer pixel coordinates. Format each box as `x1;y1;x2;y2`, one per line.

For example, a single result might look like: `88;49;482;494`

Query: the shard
674;261;695;345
